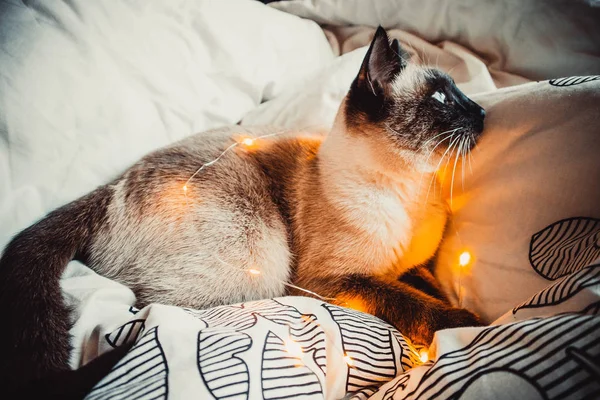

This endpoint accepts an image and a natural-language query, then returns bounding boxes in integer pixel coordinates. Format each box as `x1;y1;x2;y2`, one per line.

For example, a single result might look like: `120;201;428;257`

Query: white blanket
0;0;333;249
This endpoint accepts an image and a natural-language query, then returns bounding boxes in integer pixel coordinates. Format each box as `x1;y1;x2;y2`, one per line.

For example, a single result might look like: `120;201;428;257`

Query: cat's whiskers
417;128;461;191
458;138;466;192
421;127;462;147
446;64;459;77
438;135;461;197
425;133;461;204
449;135;467;208
467;134;474;175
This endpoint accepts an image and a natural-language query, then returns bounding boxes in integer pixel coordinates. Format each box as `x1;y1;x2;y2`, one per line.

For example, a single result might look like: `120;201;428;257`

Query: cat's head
341;27;485;173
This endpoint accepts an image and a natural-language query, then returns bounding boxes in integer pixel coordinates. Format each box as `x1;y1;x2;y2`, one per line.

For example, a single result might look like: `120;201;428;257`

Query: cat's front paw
439;307;484;330
410;307;483;346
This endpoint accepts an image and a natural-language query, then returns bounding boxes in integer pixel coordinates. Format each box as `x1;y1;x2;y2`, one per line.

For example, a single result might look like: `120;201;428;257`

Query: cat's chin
413;156;444;174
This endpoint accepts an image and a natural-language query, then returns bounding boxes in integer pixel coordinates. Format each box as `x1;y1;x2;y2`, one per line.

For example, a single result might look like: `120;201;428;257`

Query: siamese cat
0;27;485;396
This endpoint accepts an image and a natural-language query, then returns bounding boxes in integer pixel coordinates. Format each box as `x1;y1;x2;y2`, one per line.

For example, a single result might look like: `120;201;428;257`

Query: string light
241;137;255;147
179;126;421;373
247;268;261;275
210;256;351;367
419;349;429;363
285;339;304;358
459;251;471;267
344;354;354;366
212;255;338;303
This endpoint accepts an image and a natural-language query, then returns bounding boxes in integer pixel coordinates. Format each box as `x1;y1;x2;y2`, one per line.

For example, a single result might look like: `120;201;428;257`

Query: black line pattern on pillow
382;375;411;400
529;217;600;280
345;385;379;400
105;319;145;348
400;314;600;399
390;329;421;368
250;300;327;374
190;300;328;399
187;303;256;329
323;304;413;396
189;300;327;371
458;369;546;399
582;300;600;315
565;347;600;382
513;264;600;314
549;76;600;86
198;329;253;400
87;327;168;400
261;331;322;399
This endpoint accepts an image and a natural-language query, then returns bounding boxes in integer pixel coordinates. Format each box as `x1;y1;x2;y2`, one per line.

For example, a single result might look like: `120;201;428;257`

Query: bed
1;0;599;399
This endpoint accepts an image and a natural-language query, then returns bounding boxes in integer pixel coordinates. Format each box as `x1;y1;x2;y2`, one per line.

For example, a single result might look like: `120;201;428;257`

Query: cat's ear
346;27;409;123
391;39;410;69
356;27;408;95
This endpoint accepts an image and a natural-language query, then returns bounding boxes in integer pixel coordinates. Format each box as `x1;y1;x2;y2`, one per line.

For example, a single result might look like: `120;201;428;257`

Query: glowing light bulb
183;185;188;193
285;339;303;358
459;251;471;267
241;137;255;146
419;349;429;363
344;354;354;366
248;268;261;275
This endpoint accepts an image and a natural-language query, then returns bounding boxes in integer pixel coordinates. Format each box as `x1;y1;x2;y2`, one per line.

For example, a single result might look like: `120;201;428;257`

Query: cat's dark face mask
345;26;486;166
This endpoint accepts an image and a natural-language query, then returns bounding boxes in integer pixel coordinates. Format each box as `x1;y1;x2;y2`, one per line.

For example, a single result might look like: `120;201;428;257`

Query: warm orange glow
285;339;303;358
248;268;261;275
419;349;429;363
344;354;354;366
339;295;369;314
238;136;261;151
459;251;471;267
241;137;255;146
183;185;188;193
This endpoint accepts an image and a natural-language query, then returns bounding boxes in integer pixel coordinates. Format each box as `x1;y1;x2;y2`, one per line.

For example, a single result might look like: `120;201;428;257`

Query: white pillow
245;48;600;322
435;77;600;322
271;0;600;81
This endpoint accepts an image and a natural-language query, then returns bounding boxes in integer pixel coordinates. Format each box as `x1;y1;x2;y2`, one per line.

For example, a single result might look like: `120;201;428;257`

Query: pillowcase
271;0;600;81
435;76;600;322
244;44;600;322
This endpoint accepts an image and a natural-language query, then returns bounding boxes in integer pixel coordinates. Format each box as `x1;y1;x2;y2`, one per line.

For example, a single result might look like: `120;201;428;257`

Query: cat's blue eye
432;91;446;104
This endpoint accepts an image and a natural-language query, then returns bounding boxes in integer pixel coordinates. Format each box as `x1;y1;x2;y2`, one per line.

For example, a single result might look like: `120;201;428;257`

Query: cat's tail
0;185;115;398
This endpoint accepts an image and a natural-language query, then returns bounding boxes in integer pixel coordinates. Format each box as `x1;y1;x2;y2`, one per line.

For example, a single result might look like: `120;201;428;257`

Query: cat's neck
318;125;436;213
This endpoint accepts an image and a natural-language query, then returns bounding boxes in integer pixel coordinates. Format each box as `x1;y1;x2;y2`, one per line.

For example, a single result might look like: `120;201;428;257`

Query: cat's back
87;126;322;308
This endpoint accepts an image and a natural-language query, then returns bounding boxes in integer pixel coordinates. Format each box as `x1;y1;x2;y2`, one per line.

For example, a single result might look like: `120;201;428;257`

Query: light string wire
180;125;427;369
212;254;338;303
180;124;474;366
214;254;427;368
182;125;341;303
180;125;363;367
212;254;359;369
184;130;291;190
